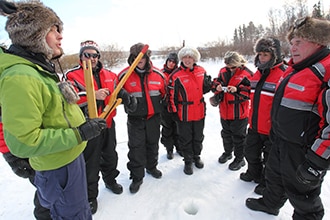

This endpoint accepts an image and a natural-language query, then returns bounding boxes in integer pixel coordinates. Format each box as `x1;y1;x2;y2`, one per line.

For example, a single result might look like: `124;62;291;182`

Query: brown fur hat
254;37;282;67
127;42;151;65
3;1;63;59
287;16;330;46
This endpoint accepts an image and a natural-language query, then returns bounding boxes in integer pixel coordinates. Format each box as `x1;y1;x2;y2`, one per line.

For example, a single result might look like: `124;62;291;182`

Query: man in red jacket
65;40;137;214
246;16;330;219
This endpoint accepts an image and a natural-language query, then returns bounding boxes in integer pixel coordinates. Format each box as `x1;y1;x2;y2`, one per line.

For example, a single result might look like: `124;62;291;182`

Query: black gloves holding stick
118;88;137;114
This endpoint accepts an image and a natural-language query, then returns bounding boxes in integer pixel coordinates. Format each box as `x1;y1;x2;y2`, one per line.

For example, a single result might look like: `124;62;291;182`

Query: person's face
81;49;99;69
46;25;63;58
137;57;147;69
257;51;272;64
289;37;322;64
166;59;177;70
182;56;195;69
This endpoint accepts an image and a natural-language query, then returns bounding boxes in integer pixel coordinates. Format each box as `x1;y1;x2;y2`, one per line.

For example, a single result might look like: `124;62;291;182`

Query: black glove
3;152;35;179
77;118;107;141
209;93;221;107
0;0;17;15
296;160;325;187
119;89;138;114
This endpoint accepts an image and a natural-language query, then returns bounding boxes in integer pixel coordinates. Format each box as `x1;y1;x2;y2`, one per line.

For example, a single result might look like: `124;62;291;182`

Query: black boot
146;168;162;179
218;152;233;164
184;162;193;175
166;149;174;160
245;198;279;216
105;180;123;194
254;184;265;195
228;158;245;171
240;171;260;183
129;179;143;194
194;156;204;169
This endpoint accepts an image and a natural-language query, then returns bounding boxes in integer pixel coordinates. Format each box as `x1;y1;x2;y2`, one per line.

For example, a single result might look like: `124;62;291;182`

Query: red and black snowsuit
215;66;252;161
118;64;165;181
244;63;286;183
167;63;213;163
263;47;330;219
65;61;120;202
160;64;181;154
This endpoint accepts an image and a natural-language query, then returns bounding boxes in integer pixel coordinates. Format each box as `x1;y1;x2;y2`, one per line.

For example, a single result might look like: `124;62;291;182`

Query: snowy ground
0;59;329;220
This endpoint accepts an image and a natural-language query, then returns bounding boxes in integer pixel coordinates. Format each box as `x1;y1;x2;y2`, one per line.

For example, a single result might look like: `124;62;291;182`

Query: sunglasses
83;52;100;59
228;66;237;70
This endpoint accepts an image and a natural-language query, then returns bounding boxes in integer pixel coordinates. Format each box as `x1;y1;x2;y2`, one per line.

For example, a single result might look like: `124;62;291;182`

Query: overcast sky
1;0;329;54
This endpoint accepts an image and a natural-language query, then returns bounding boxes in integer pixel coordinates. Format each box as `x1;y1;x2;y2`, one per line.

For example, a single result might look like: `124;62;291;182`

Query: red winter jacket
65;62;118;127
168;64;211;121
249;63;286;135
271;48;330;167
118;64;165;119
216;66;253;120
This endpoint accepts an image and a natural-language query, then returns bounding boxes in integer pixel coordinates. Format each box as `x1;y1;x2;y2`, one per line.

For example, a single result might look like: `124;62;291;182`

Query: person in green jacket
0;1;106;219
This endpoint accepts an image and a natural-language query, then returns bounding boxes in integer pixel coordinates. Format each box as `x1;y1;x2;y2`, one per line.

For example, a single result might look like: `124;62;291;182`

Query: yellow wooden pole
83;60;98;118
99;44;149;119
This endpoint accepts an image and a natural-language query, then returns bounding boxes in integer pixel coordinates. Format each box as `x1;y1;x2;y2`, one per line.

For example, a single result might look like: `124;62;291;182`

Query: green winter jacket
0;48;86;171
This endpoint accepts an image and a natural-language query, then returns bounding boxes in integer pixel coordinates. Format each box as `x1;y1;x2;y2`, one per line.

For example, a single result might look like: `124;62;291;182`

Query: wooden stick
83;60;98;118
99;44;149;119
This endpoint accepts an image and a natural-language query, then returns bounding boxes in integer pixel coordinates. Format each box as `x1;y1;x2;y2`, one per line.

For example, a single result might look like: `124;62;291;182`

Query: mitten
296;160;325;187
77;118;107;141
209;94;221;107
3;152;35;179
119;89;138;114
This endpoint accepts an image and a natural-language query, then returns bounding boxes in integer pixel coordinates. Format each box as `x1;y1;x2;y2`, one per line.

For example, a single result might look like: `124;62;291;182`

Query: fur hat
254;37;282;68
178;46;201;62
1;1;63;60
287;16;330;46
79;40;100;58
166;52;179;65
224;51;247;67
127;42;151;66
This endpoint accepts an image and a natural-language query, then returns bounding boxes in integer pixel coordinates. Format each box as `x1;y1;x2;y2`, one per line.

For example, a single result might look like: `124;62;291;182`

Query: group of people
0;0;330;219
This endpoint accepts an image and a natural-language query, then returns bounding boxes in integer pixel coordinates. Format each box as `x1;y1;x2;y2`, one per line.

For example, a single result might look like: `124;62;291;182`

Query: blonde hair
224;51;247;67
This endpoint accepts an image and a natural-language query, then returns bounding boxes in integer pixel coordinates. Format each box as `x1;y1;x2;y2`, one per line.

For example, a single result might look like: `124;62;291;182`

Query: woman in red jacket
211;51;252;171
167;46;213;175
239;37;287;195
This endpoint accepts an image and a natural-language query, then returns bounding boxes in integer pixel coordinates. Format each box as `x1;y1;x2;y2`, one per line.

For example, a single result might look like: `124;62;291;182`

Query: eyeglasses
83;52;100;59
293;17;307;30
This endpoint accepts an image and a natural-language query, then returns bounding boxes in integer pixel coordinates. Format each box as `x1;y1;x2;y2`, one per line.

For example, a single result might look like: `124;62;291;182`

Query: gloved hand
296;160;325;187
119;89;138;114
2;152;35;179
77;118;107;141
209;94;221;107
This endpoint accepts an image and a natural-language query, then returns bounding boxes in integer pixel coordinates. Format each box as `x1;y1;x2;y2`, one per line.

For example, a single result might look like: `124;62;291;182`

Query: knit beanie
224;51;247;67
79;40;100;58
287;16;330;46
0;1;63;60
178;46;201;62
166;52;179;65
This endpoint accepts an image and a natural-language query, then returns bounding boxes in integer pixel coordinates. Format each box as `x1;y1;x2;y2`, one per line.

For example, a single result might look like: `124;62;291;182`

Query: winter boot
218;152;233;164
129;179;143;194
166;149;174;160
194;156;204;169
228;158;246;171
105;180;123;194
184;162;193;175
245;198;279;216
254;184;265;195
146;168;162;179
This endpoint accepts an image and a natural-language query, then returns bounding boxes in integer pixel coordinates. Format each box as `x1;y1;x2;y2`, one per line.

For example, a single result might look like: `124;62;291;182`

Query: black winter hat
254;37;282;68
166;52;179;64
